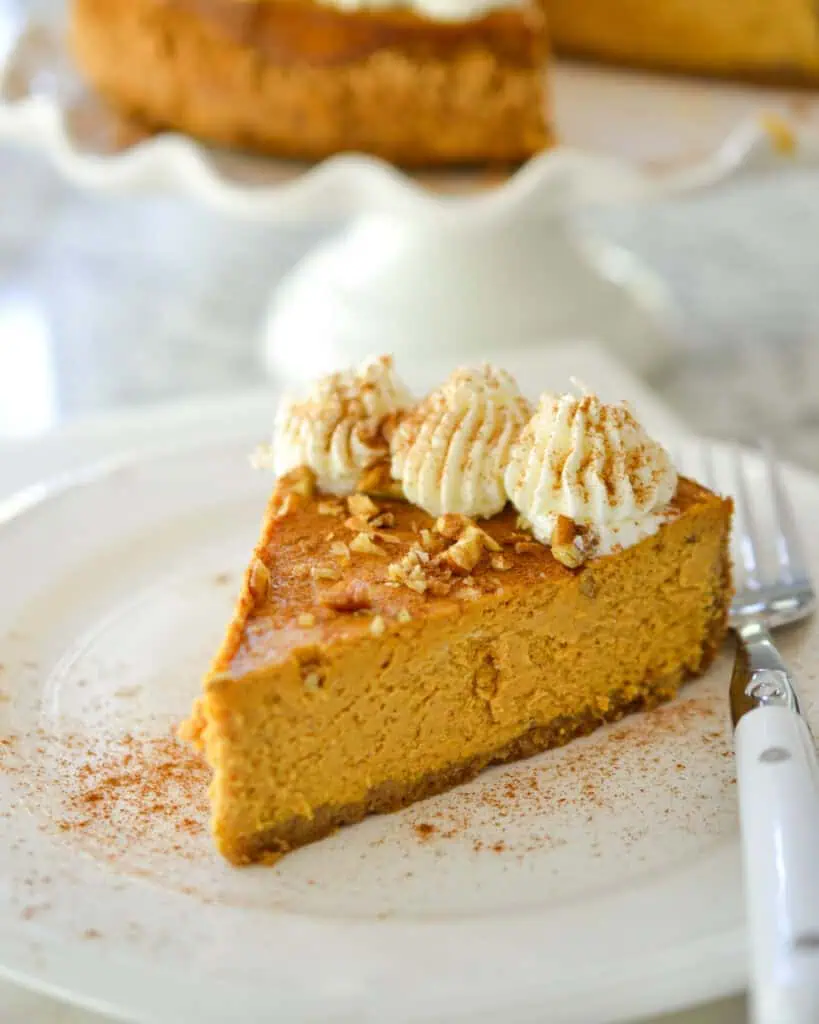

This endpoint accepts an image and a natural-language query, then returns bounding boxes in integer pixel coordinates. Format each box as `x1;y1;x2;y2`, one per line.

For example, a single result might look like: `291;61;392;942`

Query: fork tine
762;439;807;585
732;446;762;589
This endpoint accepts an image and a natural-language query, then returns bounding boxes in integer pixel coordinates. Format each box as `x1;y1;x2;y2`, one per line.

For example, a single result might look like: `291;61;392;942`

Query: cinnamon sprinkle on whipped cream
263;357;679;562
271;355;411;492
504;384;677;558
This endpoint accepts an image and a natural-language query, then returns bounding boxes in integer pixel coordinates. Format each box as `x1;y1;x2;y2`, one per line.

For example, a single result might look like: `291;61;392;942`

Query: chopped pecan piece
370;512;395;529
344;515;371;533
434;514;472;540
432;514;500;552
419;529;445;555
504;529;533;547
273;466;316;507
387;550;428;594
347;493;379;520
438;525;500;574
320;580;372;612
551;515;586;569
248;557;271;603
477;529;502;553
310;565;342;581
356;459;405;500
270;465;315;516
440;527;485;574
373;531;402;546
273;493;300;519
329;540;351;561
350;533;385;556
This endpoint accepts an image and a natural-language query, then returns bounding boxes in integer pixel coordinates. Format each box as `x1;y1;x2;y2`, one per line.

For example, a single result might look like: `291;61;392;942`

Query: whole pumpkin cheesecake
69;0;552;165
181;357;733;865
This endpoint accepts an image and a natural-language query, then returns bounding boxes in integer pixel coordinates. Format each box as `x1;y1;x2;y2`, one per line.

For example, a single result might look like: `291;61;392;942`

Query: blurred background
1;97;819;462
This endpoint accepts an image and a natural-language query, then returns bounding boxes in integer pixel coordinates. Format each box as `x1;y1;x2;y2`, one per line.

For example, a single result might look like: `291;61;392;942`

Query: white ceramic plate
0;432;818;1023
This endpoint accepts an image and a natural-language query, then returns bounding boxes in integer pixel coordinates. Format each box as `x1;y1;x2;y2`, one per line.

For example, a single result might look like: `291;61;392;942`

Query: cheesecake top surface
210;355;727;681
215;475;723;679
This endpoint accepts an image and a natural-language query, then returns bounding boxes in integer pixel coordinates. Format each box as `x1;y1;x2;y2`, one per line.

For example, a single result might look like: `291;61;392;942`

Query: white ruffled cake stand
2;12;819;387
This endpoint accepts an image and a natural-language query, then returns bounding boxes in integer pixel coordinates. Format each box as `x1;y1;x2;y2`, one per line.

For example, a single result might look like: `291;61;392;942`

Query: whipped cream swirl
505;388;677;556
391;365;531;519
272;355;412;491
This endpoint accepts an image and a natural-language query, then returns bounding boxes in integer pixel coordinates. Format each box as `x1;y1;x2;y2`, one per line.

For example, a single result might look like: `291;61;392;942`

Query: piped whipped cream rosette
390;364;532;519
504;386;678;564
271;355;412;492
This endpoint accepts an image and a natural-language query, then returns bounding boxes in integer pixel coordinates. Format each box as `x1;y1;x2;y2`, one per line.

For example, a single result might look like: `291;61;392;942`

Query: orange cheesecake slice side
182;472;732;865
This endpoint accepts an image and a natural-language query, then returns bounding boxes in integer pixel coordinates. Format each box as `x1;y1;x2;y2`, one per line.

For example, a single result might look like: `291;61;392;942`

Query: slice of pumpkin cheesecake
181;359;732;865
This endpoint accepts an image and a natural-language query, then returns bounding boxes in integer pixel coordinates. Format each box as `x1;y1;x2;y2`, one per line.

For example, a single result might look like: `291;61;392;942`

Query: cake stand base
262;213;674;390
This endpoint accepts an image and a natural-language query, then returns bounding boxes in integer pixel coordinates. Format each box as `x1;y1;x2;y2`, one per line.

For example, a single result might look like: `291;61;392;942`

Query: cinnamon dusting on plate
403;698;731;856
56;732;209;846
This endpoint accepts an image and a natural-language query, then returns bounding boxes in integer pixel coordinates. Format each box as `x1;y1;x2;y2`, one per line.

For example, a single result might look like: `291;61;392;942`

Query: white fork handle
736;706;819;1024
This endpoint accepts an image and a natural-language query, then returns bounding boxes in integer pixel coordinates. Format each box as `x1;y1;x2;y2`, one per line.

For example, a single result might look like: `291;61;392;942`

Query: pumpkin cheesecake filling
181;358;732;865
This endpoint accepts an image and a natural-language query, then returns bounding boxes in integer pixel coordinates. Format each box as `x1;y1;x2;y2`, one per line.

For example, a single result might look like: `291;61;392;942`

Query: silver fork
701;441;819;1024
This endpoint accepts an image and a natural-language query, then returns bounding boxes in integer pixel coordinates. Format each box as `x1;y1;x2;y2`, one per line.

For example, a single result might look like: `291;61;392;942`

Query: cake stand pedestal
262;210;672;388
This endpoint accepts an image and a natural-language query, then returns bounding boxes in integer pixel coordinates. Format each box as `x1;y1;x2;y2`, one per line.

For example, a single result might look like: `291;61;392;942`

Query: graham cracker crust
229;621;727;865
